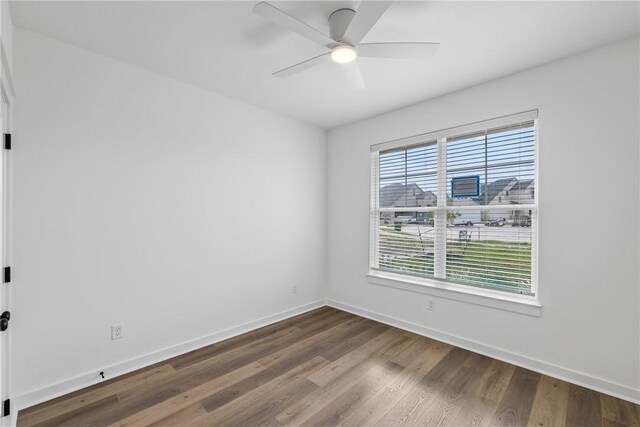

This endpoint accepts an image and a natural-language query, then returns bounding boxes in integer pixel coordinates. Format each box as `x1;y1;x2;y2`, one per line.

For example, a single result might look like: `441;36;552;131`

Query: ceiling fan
253;1;440;89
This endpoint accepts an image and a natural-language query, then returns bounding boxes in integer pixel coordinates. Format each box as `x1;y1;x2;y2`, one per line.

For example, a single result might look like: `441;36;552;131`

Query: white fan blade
342;1;393;44
253;2;336;48
357;42;440;59
338;61;365;90
273;53;331;78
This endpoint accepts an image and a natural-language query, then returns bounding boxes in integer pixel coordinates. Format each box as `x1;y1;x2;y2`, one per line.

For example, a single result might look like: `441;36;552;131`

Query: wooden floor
18;307;639;427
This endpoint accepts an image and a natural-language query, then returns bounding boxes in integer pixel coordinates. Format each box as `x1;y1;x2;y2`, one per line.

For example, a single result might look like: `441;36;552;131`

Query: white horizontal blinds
378;143;437;210
447;122;535;206
370;110;538;153
370;151;380;270
444;211;534;294
374;141;437;278
485;123;535;205
369;112;538;297
434;138;447;279
377;211;436;277
445;121;536;295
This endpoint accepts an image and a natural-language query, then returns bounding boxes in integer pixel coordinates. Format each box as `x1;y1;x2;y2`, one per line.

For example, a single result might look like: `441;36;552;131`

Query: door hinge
3;267;10;283
2;399;9;417
3;133;10;150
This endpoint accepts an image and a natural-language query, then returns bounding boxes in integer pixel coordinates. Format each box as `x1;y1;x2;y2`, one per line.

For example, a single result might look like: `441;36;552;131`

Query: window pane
485;125;535;205
376;212;436;277
445;210;533;294
447;123;535;208
371;114;537;298
379;143;437;208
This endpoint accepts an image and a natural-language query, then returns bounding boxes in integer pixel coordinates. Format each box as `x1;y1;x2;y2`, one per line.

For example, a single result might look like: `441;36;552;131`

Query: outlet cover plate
111;325;123;340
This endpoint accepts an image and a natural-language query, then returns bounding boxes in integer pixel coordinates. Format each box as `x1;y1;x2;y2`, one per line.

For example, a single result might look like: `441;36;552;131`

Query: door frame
0;43;14;426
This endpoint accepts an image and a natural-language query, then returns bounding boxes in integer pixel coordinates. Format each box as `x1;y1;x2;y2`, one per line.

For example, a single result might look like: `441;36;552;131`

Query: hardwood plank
307;327;408;387
286;309;359;340
318;322;391;362
255;315;371;369
199;318;371;413
293;306;344;330
601;394;640;427
217;377;318;427
147;403;208;427
566;384;603;427
276;333;419;426
527;375;570;427
109;362;264;426
603;419;628;427
477;359;518;403
489;367;540;427
415;353;494;426
389;334;437;368
302;360;405;427
451;359;516;427
194;356;329;425
374;346;472;427
340;338;454;427
30;394;120;427
18;364;176;427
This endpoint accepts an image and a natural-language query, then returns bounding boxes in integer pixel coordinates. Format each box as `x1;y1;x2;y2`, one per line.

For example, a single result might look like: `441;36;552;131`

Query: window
370;111;537;297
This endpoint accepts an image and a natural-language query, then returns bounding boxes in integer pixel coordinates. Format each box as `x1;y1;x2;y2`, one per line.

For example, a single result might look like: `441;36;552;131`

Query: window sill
367;271;541;317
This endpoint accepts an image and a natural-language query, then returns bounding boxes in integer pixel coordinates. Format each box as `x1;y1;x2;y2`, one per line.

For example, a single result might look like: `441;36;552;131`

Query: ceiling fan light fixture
331;44;356;64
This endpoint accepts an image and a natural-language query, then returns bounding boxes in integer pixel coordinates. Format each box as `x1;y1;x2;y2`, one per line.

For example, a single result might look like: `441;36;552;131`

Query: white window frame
368;111;541;316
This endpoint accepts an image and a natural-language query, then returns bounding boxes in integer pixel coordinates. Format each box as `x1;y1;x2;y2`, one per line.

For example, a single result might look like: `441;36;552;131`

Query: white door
0;86;12;424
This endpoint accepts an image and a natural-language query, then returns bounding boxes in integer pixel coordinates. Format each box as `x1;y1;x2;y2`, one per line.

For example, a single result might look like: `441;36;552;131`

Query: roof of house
380;183;408;207
476;177;516;205
416;190;436;202
379;183;435;207
512;179;534;190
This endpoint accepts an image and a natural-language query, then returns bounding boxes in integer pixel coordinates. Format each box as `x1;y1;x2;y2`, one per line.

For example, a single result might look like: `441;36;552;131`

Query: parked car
449;219;474;226
487;218;507;227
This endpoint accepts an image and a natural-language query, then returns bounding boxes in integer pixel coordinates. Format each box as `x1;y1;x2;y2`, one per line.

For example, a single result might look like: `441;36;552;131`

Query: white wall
327;37;640;402
12;28;327;404
1;0;14;74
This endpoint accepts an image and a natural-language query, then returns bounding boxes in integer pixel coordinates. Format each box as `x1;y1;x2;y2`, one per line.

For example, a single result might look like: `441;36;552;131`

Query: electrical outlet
292;285;297;294
427;300;435;311
111;325;123;340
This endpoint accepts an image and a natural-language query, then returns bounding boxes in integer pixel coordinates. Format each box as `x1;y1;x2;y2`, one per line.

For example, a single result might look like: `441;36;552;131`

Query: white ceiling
10;1;640;129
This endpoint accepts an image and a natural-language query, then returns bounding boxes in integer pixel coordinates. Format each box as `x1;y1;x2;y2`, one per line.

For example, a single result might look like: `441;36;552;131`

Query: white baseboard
326;299;640;405
14;299;326;415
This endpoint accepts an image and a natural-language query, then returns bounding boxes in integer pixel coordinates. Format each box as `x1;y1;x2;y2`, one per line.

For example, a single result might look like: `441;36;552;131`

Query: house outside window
369;111;538;298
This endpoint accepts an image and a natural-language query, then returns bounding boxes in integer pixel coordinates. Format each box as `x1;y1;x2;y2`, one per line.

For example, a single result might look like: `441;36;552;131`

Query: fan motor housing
329;8;356;42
